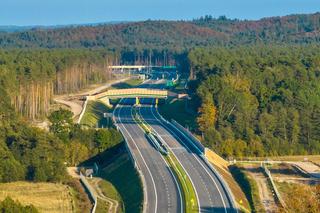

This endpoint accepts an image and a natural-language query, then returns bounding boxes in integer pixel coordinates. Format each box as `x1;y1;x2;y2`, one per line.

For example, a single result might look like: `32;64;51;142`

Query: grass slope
0;182;74;213
110;78;143;89
80;101;112;128
99;152;143;213
159;98;197;131
229;166;265;213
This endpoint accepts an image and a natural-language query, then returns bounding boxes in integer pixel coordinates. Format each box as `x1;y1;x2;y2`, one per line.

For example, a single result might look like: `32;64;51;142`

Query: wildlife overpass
87;88;168;106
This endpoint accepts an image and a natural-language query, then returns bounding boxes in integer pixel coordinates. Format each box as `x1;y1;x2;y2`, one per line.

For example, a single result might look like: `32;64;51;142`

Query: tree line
189;45;320;158
0;13;319;50
0;78;123;182
0;49;117;119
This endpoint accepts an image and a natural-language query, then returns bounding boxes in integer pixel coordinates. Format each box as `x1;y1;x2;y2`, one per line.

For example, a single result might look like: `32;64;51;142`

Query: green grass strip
165;153;199;213
133;107;199;213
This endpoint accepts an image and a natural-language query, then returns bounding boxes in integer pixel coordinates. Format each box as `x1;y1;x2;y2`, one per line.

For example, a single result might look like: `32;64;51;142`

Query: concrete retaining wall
79;173;97;213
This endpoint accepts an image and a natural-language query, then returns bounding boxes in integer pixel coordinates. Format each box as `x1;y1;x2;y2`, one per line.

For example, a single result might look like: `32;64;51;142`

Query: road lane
114;104;182;213
138;105;237;213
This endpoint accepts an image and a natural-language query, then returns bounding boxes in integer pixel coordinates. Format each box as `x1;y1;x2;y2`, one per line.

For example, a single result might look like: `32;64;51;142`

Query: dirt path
54;77;130;120
91;178;119;213
53;98;83;119
292;162;320;178
246;167;278;213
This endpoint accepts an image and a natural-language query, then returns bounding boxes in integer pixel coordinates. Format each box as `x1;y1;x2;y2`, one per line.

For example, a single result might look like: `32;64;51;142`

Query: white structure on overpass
88;88;168;106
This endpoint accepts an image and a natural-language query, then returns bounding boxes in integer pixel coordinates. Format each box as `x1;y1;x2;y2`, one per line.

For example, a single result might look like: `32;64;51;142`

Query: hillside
0;13;319;49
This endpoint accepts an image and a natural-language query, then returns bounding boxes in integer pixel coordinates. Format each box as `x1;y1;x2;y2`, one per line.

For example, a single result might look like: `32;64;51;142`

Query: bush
0;196;39;213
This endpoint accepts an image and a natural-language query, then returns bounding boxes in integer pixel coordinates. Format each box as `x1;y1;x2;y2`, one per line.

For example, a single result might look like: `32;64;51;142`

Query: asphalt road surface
138;77;237;212
138;105;237;213
114;103;183;213
114;76;236;212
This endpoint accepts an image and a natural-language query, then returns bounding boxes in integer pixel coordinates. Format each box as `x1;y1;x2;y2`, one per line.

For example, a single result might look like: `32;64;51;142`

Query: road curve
138;105;237;213
114;104;183;213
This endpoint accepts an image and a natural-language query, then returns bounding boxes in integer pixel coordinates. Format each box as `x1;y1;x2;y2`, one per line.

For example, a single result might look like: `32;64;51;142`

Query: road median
133;107;199;213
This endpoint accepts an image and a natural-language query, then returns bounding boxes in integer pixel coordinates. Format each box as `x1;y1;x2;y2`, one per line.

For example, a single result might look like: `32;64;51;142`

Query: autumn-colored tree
197;96;217;134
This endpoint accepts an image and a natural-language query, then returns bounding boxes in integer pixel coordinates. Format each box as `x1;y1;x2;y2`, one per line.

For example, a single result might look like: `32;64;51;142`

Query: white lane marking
138;106;199;213
115;104;158;213
136;106;183;213
151;106;228;213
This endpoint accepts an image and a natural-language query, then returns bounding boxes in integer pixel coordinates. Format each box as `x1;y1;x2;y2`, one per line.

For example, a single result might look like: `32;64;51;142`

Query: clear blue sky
1;0;319;26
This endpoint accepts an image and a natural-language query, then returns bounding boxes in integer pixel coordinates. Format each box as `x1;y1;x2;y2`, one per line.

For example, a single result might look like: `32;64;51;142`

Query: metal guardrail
263;164;287;209
79;172;97;213
171;120;205;154
157;113;238;212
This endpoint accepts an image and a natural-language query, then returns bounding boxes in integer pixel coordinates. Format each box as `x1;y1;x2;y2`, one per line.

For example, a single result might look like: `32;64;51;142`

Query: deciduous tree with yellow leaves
197;96;217;135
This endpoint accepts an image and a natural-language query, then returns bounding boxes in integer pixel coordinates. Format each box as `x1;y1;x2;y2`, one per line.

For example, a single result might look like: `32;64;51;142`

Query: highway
138;105;236;212
114;76;236;212
114;102;183;213
137;78;237;212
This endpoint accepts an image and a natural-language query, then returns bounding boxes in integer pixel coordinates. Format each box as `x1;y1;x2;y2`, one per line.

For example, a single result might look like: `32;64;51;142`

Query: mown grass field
0;181;74;213
95;197;110;213
80;101;112;128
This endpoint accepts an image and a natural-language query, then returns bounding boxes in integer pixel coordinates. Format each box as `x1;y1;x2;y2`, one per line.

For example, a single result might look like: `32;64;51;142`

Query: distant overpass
109;65;177;72
87;88;168;106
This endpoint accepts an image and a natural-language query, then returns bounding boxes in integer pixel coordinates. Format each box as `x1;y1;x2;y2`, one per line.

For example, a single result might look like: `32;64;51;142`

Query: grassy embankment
81;142;143;213
205;150;251;212
159;98;198;131
89;178;122;213
98;149;143;213
110;78;144;89
133;109;199;213
79;98;143;213
229;165;265;213
0;182;74;213
80;101;113;128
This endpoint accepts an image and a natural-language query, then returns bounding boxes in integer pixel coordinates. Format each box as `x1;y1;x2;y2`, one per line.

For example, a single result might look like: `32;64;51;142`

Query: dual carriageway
108;75;237;213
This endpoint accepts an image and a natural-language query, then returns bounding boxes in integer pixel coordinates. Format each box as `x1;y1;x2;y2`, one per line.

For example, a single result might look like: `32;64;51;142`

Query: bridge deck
92;88;168;99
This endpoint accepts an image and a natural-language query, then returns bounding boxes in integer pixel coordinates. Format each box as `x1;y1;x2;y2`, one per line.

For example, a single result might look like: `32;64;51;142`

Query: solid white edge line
151;106;229;212
136;106;183;213
138;105;200;213
115;103;158;213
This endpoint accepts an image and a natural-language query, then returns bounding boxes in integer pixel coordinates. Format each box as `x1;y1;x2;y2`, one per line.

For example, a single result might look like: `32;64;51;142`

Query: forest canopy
189;45;320;157
0;13;319;50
